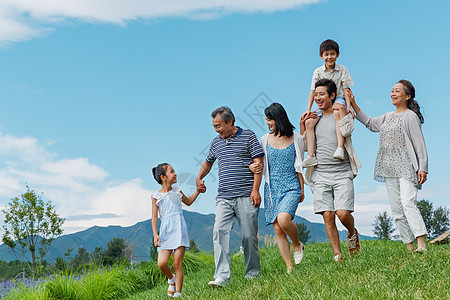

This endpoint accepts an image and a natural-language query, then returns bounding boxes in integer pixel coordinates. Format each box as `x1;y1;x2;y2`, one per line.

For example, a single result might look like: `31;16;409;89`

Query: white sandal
167;274;176;297
293;242;304;264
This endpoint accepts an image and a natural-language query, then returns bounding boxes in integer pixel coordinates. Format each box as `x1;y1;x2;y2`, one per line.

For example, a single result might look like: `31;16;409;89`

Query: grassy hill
126;240;450;299
3;241;448;299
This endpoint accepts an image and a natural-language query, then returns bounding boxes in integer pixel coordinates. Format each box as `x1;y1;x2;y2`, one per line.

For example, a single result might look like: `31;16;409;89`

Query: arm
181;190;201;206
347;89;385;132
297;173;305;203
151;197;161;247
306;90;315;113
196;160;213;193
406;114;428;184
250;156;263;207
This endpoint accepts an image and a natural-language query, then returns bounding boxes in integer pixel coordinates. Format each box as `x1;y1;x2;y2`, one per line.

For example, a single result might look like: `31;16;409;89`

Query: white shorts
312;170;354;214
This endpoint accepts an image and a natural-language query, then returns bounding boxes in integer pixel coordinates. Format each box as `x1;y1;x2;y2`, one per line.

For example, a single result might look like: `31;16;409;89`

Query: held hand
154;235;161;247
348;107;355;119
418;171;428;185
345;88;355;106
196;178;207;193
249;162;263;174
250;189;261;207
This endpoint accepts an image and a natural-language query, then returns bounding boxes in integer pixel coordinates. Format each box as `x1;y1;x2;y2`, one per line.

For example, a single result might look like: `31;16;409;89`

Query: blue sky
0;0;448;237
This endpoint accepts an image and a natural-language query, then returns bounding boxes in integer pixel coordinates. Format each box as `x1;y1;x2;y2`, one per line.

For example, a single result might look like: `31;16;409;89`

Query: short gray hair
211;106;235;124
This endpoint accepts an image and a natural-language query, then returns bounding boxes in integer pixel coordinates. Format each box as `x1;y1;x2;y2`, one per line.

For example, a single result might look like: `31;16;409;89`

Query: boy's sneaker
303;156;318;168
348;228;360;256
333;253;343;263
208;277;227;287
333;147;345;160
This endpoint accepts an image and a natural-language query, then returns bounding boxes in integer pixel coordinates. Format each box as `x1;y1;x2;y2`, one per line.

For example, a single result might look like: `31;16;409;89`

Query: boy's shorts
313;96;347;117
312;170;354;214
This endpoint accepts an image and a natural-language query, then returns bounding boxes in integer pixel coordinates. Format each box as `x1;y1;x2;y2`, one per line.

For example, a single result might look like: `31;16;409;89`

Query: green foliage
149;243;158;262
0;260;31;280
417;199;450;238
372;211;395;240
296;222;311;244
188;238;200;253
1;186;65;278
3;250;212;299
101;238;129;266
417;199;433;231
431;206;450;237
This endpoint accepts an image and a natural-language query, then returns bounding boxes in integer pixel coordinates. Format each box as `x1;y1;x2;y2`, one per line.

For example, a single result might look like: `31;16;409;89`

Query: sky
0;0;449;238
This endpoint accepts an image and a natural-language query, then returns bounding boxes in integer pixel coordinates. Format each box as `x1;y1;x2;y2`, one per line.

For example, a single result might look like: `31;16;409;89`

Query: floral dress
264;143;302;225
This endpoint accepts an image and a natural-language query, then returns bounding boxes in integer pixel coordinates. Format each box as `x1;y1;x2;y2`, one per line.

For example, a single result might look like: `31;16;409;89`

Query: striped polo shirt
206;127;264;199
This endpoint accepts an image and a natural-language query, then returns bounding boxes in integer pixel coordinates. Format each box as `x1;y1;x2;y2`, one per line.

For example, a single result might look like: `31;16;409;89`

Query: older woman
251;103;305;272
348;80;428;252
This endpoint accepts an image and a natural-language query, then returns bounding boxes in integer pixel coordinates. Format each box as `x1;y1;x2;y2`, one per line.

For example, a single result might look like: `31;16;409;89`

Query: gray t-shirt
314;114;352;174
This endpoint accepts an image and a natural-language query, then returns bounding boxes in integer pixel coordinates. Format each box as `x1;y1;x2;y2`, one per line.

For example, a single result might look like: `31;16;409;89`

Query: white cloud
0;0;321;44
0;130;154;234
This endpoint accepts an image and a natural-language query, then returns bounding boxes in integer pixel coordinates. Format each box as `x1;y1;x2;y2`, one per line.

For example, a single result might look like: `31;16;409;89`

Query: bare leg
332;103;346;149
273;221;293;269
416;235;427;249
305;117;319;158
173;246;186;293
158;250;174;279
322;211;341;255
277;212;301;251
406;243;414;252
335;210;355;236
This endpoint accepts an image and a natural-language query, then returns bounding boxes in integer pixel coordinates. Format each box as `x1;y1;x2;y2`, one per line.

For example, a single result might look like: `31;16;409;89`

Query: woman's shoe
293;242;304;264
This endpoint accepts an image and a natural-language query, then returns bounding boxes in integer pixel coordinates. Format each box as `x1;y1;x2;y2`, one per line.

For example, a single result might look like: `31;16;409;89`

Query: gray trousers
213;197;260;280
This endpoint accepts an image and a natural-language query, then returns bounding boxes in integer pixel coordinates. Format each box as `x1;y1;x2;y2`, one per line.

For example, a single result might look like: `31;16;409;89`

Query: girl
152;163;202;297
349;80;428;252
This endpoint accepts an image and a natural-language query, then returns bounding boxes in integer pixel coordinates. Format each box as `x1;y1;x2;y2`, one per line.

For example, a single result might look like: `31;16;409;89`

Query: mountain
0;209;374;263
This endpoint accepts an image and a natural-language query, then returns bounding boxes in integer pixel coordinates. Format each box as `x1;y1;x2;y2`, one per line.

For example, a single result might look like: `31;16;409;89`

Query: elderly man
196;106;264;287
300;78;361;262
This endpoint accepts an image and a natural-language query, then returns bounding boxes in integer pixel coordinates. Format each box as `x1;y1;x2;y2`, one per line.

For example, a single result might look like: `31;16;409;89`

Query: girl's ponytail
152;163;169;185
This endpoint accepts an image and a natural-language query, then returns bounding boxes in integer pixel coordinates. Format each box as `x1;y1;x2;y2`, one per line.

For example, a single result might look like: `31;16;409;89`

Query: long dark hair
398;79;424;124
264;103;295;137
152;163;169;185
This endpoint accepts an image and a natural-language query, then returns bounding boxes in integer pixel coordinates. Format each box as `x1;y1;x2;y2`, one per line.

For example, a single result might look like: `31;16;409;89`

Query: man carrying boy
303;39;355;167
300;79;360;262
196;106;264;286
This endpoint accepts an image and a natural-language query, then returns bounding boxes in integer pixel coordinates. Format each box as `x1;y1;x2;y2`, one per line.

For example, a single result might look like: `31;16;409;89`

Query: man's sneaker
348;228;360;256
208;277;227;287
333;147;345;160
303;156;318;168
333;253;343;263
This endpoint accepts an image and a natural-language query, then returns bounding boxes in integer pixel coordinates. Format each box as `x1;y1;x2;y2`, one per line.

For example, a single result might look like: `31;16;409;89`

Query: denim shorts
313;96;347;117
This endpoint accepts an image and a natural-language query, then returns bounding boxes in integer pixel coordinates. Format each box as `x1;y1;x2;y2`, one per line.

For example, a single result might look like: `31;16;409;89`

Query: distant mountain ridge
0;209;374;263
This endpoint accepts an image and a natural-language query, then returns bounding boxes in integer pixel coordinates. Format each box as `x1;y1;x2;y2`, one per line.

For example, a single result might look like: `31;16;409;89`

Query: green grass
125;240;450;299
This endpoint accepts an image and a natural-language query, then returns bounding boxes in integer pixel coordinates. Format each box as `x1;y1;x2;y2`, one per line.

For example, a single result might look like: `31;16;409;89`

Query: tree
417;199;433;233
296;223;311;244
72;247;91;270
372;211;395;240
1;186;65;278
431;206;450;238
102;237;128;265
188;238;200;254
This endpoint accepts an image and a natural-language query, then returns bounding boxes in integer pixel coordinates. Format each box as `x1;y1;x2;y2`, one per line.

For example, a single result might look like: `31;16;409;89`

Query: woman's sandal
293;242;304;265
